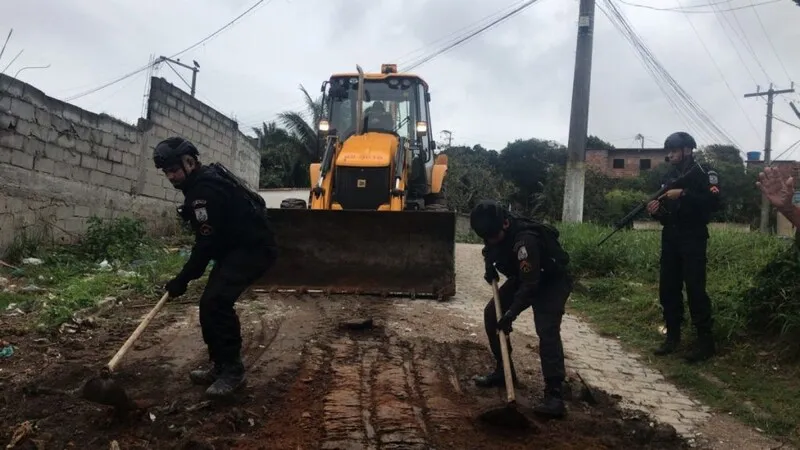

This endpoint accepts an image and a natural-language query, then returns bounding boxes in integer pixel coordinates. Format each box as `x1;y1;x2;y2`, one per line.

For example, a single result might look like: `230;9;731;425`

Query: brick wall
0;74;260;251
586;149;608;173
586;148;670;178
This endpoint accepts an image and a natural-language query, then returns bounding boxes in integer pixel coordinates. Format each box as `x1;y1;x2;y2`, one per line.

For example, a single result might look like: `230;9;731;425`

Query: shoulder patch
192;199;207;207
517;245;528;261
194;207;208;223
520;260;532;273
708;171;719;185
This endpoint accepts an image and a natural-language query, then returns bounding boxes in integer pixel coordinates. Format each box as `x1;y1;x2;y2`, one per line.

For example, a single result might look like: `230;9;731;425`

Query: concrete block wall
0;74;260;251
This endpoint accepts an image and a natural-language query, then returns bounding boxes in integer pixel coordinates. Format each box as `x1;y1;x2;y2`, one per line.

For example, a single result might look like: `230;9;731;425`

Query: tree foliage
251;89;765;229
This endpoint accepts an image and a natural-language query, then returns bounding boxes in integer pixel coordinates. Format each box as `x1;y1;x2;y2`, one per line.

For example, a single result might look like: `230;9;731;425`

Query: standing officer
470;200;573;419
646;131;721;363
153;137;277;398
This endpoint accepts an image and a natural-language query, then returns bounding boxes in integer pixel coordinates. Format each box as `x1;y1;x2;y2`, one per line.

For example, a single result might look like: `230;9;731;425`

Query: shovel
476;279;533;430
80;292;171;412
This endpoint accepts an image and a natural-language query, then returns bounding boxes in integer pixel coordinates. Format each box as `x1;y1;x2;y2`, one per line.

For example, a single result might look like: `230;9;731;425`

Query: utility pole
158;56;200;96
745;83;794;233
562;0;596;223
441;130;453;149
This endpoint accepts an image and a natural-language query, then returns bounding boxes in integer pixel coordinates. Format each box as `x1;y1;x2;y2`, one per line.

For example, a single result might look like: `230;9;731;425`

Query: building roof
587;147;668;153
745;159;798;164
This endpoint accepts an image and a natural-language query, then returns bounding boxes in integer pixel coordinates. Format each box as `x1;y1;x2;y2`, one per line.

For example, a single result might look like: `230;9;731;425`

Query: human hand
757;167;795;212
497;313;514;334
484;263;499;285
646;200;661;215
165;277;188;298
658;189;683;201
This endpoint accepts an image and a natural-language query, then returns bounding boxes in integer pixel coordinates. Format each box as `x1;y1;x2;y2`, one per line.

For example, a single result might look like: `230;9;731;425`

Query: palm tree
251;121;308;188
277;84;325;161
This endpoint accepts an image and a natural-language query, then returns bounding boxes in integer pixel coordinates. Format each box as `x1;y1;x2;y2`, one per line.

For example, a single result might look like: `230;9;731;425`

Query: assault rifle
597;162;705;246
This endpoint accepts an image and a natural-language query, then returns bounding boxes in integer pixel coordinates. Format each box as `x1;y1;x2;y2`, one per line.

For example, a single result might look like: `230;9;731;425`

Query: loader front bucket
256;208;456;299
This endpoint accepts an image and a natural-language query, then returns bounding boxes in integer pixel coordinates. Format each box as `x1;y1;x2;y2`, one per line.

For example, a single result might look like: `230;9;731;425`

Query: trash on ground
0;341;14;358
21;258;43;266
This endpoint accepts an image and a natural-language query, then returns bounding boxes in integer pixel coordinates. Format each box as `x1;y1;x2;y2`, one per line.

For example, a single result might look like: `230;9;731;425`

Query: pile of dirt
1;290;693;450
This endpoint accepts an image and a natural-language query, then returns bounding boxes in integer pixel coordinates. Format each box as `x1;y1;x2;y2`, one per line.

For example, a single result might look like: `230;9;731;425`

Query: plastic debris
98;260;112;270
6;420;33;448
0;341;13;358
117;270;138;277
21;258;43;265
20;285;44;293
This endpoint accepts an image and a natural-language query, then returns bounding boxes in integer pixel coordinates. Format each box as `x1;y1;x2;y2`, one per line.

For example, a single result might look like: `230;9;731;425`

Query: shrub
80;216;150;263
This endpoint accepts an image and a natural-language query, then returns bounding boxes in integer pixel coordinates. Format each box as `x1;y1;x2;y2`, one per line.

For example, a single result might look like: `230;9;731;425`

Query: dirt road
0;244;726;449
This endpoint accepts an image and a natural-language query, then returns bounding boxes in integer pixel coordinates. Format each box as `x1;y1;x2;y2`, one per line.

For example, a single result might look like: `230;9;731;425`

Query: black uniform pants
659;229;713;333
483;276;572;385
199;246;274;365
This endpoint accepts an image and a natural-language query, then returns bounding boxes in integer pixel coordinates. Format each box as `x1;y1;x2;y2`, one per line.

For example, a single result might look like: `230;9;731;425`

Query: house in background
586;148;671;178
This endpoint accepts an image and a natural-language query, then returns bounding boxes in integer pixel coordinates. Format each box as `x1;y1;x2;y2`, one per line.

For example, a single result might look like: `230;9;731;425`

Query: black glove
484;262;499;285
497;312;514;334
165;277;188;298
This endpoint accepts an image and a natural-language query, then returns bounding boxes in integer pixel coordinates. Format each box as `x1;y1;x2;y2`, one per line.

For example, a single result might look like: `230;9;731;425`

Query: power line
708;0;758;85
770;137;800;162
402;0;545;72
64;0;269;102
600;0;740;147
726;2;772;81
672;0;762;141
748;0;793;84
394;0;531;68
616;0;781;13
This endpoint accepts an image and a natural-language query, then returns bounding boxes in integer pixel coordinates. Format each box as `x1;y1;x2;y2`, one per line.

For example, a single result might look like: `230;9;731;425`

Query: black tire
280;198;307;209
424;192;448;211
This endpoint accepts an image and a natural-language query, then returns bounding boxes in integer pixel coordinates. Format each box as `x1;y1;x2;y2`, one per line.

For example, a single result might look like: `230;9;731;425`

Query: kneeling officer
470;200;573;418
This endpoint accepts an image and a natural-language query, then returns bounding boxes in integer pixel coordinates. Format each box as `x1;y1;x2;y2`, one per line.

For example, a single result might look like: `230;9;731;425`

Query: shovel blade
81;376;135;410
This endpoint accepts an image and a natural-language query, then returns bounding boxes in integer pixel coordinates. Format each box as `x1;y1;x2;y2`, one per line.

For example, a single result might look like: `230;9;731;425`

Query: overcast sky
4;0;800;160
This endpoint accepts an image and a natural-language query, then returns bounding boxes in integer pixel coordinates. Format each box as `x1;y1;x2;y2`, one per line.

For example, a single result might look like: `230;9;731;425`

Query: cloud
4;0;800;158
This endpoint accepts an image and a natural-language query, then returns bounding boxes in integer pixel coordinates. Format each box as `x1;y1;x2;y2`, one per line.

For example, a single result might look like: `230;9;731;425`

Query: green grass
570;283;800;442
1;217;192;329
559;222;800;444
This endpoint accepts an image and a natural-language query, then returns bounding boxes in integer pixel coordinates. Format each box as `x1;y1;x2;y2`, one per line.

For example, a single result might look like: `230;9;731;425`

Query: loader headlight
415;121;428;136
318;120;330;133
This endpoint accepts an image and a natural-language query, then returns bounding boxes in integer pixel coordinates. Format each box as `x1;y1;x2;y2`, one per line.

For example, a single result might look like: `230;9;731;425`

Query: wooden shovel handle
106;292;171;373
492;279;516;405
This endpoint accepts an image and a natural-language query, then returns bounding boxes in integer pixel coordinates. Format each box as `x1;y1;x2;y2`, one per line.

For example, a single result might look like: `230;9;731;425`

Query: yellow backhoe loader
258;64;456;300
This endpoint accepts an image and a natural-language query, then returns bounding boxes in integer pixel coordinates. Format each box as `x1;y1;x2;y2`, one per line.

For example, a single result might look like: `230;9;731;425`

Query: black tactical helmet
153;137;200;169
664;131;696;151
470;200;506;240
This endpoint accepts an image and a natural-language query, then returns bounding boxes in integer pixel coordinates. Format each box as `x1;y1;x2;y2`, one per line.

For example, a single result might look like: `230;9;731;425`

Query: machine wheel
424;192;448;211
280;198;307;209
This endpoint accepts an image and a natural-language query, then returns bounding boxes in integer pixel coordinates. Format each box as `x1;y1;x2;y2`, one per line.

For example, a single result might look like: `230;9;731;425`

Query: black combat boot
474;362;517;388
189;362;223;386
653;328;681;356
684;328;715;363
533;382;566;419
206;357;246;398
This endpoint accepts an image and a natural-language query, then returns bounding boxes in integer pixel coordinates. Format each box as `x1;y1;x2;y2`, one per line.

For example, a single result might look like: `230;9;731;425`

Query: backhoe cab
311;64;448;211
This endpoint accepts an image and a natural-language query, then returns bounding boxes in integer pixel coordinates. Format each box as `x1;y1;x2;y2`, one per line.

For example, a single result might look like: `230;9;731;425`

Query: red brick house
586;148;671;178
744;159;800;180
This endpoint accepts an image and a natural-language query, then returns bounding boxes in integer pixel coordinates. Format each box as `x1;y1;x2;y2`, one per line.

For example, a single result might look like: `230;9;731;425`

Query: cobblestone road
452;244;789;449
562;316;711;436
